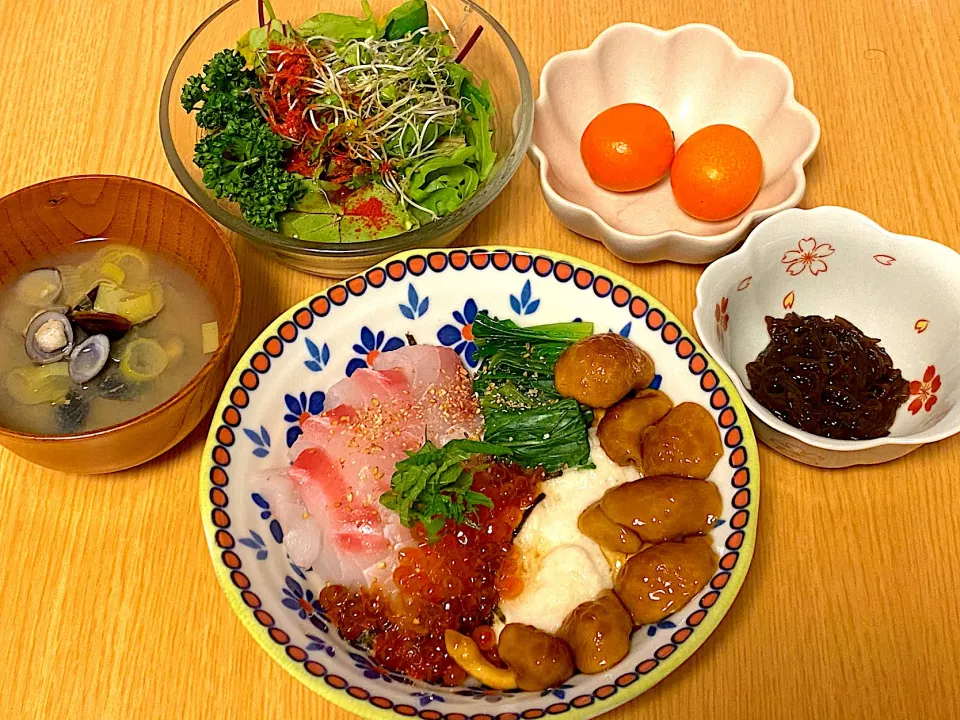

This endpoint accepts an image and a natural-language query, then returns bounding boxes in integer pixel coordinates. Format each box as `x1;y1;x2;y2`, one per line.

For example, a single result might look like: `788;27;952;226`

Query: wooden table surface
2;1;959;718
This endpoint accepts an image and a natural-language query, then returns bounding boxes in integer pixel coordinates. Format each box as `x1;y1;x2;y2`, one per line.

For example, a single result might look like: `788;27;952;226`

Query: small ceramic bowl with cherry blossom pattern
693;205;960;468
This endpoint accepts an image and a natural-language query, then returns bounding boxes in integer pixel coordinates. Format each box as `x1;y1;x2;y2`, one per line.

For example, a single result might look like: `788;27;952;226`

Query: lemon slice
120;338;168;382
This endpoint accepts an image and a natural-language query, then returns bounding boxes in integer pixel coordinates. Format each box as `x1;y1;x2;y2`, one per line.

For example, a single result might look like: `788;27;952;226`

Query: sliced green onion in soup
120;338;168;382
6;362;71;405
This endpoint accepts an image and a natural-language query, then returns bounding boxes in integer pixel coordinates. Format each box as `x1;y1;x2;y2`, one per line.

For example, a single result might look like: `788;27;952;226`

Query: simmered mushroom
578;501;642;554
557;591;633;674
640;402;722;479
554;333;655;408
614;536;717;625
498;624;575;691
596;389;673;465
599;476;722;543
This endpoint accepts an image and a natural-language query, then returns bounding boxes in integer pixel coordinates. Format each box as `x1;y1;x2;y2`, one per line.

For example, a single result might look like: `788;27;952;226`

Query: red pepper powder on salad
344;197;391;231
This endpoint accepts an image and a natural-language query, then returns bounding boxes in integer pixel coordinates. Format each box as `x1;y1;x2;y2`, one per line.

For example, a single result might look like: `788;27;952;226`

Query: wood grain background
1;1;958;718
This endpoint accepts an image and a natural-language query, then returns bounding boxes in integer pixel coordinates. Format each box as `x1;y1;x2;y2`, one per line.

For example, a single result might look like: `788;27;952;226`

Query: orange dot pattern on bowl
294;309;313;329
203;249;756;719
265;336;284;357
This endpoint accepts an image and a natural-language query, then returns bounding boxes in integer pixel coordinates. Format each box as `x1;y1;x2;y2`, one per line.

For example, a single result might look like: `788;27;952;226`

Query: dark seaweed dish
746;313;909;440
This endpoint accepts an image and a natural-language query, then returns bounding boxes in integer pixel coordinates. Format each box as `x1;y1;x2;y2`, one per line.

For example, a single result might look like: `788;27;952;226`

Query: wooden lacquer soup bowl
0;176;241;474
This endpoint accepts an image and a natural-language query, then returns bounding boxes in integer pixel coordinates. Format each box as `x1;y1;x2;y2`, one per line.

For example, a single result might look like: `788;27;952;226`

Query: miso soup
0;242;219;435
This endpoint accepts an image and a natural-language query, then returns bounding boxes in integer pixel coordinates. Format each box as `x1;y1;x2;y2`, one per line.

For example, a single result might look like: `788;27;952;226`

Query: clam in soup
0;242;219;434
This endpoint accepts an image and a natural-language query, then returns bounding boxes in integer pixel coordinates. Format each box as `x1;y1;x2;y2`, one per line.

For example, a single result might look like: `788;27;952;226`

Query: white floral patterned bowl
200;247;759;718
530;23;820;264
694;206;960;468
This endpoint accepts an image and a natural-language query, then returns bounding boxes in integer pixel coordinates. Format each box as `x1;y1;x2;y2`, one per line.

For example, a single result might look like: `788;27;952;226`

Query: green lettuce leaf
278;211;342;242
381;0;429;40
404;147;480;219
464;92;496;180
407;146;475;194
236;19;285;66
298;0;377;41
279;183;415;242
292;179;342;213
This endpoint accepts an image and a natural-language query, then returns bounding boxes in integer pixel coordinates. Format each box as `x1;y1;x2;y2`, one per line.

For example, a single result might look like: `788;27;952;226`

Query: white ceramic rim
528;23;822;259
694;205;960;452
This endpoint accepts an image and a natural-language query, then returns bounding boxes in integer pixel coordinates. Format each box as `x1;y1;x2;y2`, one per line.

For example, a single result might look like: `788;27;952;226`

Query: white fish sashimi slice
324;367;411;411
273;346;486;590
252;470;324;568
372;344;442;399
288;446;390;586
363;508;416;588
323;375;365;410
295;409;422;493
373;345;483;445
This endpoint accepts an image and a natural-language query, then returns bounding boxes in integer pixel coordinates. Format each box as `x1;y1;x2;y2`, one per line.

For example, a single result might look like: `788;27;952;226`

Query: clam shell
25;310;74;364
14;268;62;308
69;334;110;384
70;311;132;340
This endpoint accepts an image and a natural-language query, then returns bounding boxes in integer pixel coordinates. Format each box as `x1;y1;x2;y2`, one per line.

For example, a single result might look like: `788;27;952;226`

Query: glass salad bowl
160;0;533;278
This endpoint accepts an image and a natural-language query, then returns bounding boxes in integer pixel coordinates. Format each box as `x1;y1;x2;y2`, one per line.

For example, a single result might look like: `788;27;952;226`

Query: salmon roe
319;462;542;685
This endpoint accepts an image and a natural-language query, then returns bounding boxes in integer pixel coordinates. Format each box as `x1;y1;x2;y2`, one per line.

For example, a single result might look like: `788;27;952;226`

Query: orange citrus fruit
580;103;675;192
670;124;763;221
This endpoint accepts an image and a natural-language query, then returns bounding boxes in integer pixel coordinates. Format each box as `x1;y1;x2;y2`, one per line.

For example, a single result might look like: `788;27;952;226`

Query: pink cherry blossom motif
715;297;730;347
908;365;941;415
781;237;835;276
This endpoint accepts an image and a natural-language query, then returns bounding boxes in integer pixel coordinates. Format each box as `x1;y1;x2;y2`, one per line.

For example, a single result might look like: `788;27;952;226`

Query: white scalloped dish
530;23;821;264
693;206;960;468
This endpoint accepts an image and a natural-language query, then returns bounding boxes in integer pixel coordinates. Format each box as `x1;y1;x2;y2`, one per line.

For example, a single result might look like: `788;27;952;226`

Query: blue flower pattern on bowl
250;493;285;544
540;684;574;700
399;283;430;320
200;249;759;718
411;691;446;707
346;327;405;377
238;530;268;561
510;279;540;315
283;391;326;448
282;575;325;621
351;651;412;684
289;561;307;580
646;618;677;637
454;686;522;703
306;632;336;658
304;338;330;372
243;426;271;458
437;298;480;368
